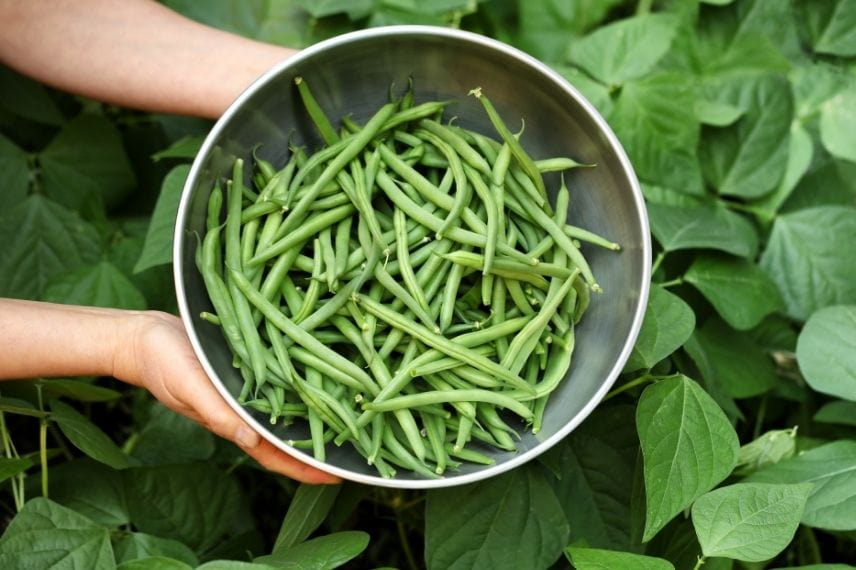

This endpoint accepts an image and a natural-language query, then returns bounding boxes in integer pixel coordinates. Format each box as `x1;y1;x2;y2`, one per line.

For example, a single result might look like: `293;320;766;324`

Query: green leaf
48;459;129;527
748;440;856;530
0;497;114;569
814;401;856;427
135;165;190;273
118;557;192;570
695;99;743;126
735;428;798;476
796;305;856;401
131;402;215;465
39;113;136;209
425;465;569;569
0;133;30;211
123;464;242;552
39;378;122;403
636;374;740;541
0;396;45;417
565;546;675;569
255;531;368;569
700;74;793;199
50;399;132;470
625;285;695;372
151;136;204;161
0;66;65;125
760;206;856;320
748;122;814;223
796;0;856;57
554;65;614;117
683;318;777;399
44;260;147;310
692;482;812;562
684;254;783;330
570;14;678;86
773;565;856;570
0;194;101;299
0;457;33;484
820;85;856;163
114;533;198;566
647;202;758;257
273;483;341;552
609;73;703;195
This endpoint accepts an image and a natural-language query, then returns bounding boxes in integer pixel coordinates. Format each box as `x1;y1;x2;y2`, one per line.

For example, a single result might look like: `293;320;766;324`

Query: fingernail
235;424;260;448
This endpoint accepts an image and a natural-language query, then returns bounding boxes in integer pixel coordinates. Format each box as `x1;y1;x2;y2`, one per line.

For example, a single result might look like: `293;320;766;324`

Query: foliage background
2;0;856;568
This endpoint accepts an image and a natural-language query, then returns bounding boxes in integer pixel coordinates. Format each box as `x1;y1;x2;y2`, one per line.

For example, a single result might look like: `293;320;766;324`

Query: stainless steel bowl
174;25;651;488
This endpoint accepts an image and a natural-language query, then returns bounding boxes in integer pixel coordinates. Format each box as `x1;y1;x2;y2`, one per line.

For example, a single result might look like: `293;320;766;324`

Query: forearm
0;0;296;119
0;299;137;381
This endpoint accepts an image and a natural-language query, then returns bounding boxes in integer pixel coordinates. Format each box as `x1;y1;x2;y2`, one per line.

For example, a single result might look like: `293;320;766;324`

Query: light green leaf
40;113;136;209
692;482;811;562
820;86;856;163
0;194;101;299
273;483;341;552
135;165;190;273
0;133;30;211
700;74;793;199
684;254;783;330
555;65;614;117
0;497;114;569
695;99;743;126
647;202;758;257
700;0;734;4
814;401;856;427
565;546;674;569
748;440;856;530
570;14;678;86
151;136;204;161
425;465;569;569
0;457;33;484
44;261;146;310
123;464;242;553
50;399;132;470
773;565;856;570
735;428;798;476
684;318;777;399
255;531;368;569
748;122;814;223
792;61;853;119
636;374;739;541
796;0;856;57
760;206;856;320
114;533;198;566
625;285;695;372
48;459;129;527
796;305;856;401
782;158;856;213
131;402;215;465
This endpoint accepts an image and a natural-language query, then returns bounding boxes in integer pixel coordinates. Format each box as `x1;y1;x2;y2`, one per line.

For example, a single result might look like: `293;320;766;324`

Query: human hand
114;310;340;485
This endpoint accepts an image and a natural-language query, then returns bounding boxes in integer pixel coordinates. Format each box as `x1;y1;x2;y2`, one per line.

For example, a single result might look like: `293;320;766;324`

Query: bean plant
2;1;856;569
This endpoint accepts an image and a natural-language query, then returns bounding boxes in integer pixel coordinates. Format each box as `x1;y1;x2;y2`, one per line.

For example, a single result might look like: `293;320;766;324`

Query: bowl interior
175;27;650;488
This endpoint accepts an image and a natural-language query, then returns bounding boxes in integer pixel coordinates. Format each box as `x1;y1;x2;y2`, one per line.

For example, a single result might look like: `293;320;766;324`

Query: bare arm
0;0;296;119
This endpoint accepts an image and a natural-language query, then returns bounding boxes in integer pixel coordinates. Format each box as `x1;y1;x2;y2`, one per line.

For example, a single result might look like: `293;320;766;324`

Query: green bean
418;119;491;174
295;76;339;145
363;389;533;422
279;276;303;316
440;258;466;332
288;346;367;394
206;184;223;231
534;157;591;172
440;251;550;289
303;367;327;461
250;204;355;266
420;412;448;475
393;207;429;311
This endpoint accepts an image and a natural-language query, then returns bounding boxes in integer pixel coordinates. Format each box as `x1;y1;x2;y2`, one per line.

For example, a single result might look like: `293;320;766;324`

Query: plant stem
604;374;656;401
752;395;767;440
36;384;49;498
637;0;654;15
659;277;683;288
651;251;666;275
692;556;706;570
396;516;418;570
0;412;26;510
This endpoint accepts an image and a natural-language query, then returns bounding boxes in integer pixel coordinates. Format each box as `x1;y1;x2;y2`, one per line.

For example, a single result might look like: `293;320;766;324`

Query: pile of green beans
196;79;620;478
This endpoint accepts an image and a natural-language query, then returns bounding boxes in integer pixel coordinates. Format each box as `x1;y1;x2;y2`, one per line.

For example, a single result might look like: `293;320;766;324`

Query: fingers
241;438;341;485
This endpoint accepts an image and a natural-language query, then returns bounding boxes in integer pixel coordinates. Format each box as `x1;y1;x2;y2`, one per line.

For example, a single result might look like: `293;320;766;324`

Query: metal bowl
174;25;651;488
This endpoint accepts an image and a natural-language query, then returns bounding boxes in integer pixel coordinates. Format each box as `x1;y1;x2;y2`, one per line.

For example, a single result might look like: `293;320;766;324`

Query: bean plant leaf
0;194;101;299
625;285;695;372
273;483;342;552
0;66;65;125
636;374;739;541
118;557;193;570
734;428;798;476
748;122;814;223
39;113;137;209
647;202;758;257
692;482;812;562
796;306;856;401
0;133;30;211
796;0;856;57
695;99;743;126
44;261;147;310
684;254;783;330
760;206;856;321
151;136;204;161
425;465;569;569
565;546;675;569
114;533;199;566
814;401;856;427
782;158;856;213
123;463;243;552
748;440;856;530
47;459;130;527
255;531;369;569
50;399;132;470
135;165;190;273
39;378;122;403
570;14;678;86
131;402;215;465
0;498;114;569
0;457;33;485
820;86;856;163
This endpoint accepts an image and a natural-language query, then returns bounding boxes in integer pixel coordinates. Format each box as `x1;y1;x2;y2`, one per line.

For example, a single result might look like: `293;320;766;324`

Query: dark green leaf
636;374;739;541
814;401;856;427
565;546;675;569
0;457;33;484
50;399;132;470
820;85;856;163
123;463;242;552
647;202;758;257
44;261;147;310
135;165;190;273
748;440;856;530
0;133;30;211
39;378;122;403
782;158;856;213
114;533;198;566
0;396;45;417
39;113;136;209
760;206;856;320
48;459;129;527
0;194;101;299
117;557;192;570
151;136;204;161
684;254;783;330
255;531;368;569
425;465;569;569
131;402;215;465
796;305;856;401
273;483;341;552
0;66;65;125
625;285;695;372
796;0;856;57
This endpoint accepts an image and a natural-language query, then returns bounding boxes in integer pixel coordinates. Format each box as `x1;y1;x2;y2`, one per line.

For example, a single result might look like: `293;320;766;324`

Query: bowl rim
174;24;652;489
